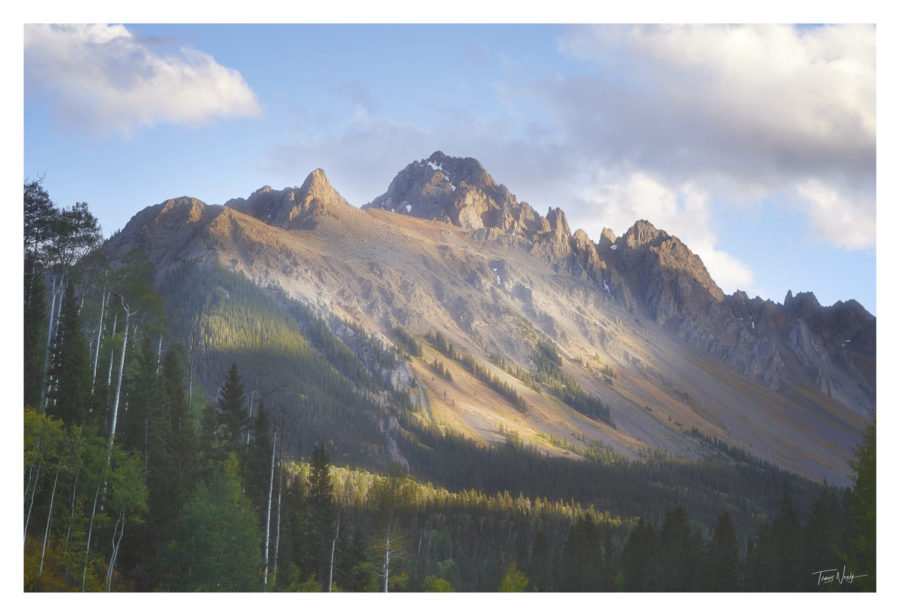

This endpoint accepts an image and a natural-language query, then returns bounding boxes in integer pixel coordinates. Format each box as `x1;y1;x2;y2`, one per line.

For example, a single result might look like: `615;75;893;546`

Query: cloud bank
554;24;875;253
25;24;261;138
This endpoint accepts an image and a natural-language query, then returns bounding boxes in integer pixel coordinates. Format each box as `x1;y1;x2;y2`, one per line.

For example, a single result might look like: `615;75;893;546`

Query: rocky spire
227;168;352;229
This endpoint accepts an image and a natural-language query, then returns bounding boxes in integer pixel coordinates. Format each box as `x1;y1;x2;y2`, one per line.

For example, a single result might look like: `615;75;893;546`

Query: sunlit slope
106;184;868;486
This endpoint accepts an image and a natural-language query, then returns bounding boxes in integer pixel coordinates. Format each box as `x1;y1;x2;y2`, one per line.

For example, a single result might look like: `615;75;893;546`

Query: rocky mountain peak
364;152;543;236
227;168;351;230
622;219;666;249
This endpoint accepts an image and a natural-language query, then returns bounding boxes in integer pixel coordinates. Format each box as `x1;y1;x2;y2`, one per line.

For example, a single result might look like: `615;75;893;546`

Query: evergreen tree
24;255;48;408
771;491;802;591
848;419;875;591
621;518;661;591
162;454;262;591
560;516;607;591
217;363;248;453
658;505;705;591
47;279;91;424
707;511;741;591
307;441;335;589
243;399;274;512
161;345;197;533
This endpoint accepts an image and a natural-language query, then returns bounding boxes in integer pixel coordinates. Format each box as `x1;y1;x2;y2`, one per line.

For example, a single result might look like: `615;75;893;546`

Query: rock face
364;155;875;418
227;168;352;229
103;151;875;485
363;151;545;235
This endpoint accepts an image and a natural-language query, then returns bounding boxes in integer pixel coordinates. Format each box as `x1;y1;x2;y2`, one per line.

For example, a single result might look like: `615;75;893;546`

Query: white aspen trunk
328;510;341;592
272;416;285;588
263;431;277;590
246;388;255;447
106;509;125;592
90;288;107;403
188;332;195;407
63;467;81;564
41;275;59;406
39;469;59;576
24;460;41;544
382;523;391;593
156;334;163;374
107;300;129;459
82;476;103;592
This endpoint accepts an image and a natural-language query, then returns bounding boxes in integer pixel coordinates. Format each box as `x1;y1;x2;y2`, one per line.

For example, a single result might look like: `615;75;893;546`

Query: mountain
102;152;874;487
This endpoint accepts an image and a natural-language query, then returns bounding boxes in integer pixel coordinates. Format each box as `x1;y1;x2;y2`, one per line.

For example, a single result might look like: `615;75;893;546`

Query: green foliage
531;339;612;426
498;563;528;592
218;363;248;453
422;575;454;591
425;332;527;412
162;454;263;591
707;512;740;591
24;253;48;409
393;326;422;357
848;419;875;590
428;358;453;382
47;280;92;424
159;263;388;468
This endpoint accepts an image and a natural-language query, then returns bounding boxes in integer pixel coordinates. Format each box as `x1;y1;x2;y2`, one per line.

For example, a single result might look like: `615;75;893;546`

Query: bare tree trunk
63;467;81;580
272;412;285;588
90;288;107;405
39;469;59;576
82;476;103;592
24;460;41;544
188;332;195;407
41;275;59;407
263;431;277;590
328;509;341;592
156;333;163;374
382;522;391;593
246;388;255;447
107;300;130;459
106;509;125;592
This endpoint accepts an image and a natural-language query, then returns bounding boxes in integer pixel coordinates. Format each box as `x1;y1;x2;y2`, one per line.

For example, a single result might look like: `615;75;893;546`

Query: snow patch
496;275;502;285
426;160;443;172
603;280;611;295
610;244;618;251
404;203;412;213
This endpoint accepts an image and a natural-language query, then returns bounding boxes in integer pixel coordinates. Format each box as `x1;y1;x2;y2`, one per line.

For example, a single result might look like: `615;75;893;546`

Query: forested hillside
23;180;875;591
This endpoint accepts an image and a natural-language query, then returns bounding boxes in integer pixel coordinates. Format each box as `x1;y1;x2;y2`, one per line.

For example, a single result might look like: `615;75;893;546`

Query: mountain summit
227;168;352;230
363;151;545;235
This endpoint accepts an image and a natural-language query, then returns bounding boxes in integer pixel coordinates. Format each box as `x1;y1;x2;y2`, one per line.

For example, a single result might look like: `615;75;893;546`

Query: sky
21;18;879;314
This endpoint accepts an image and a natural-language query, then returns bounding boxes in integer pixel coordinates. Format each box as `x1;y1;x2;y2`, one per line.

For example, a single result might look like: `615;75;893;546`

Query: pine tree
707;511;741;591
161;346;197;532
658;505;704;591
621;518;661;591
307;442;335;589
243;399;273;511
848;419;875;591
47;280;91;424
24;255;48;408
217;363;248;454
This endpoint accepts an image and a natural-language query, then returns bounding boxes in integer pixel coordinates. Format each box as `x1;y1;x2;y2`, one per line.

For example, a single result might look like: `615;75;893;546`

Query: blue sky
22;21;878;314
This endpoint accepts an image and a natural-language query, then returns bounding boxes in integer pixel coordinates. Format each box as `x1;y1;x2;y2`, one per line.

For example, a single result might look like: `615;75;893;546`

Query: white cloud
796;179;876;250
554;24;875;252
581;171;755;292
25;24;261;138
